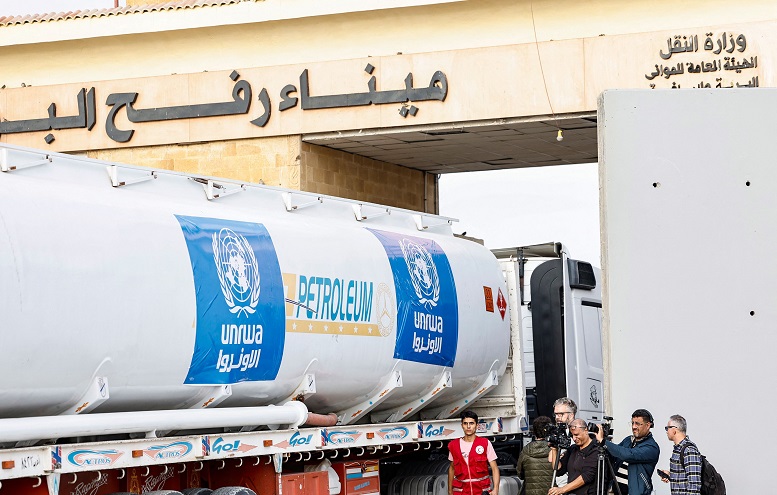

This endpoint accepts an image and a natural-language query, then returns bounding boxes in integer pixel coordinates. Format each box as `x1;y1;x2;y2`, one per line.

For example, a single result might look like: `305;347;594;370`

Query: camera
586;416;614;438
546;422;572;449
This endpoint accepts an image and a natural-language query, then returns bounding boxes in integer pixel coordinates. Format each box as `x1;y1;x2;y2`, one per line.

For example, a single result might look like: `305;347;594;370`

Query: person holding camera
547;397;578;487
448;410;500;495
595;409;659;495
517;416;554;495
553;397;577;426
548;419;599;495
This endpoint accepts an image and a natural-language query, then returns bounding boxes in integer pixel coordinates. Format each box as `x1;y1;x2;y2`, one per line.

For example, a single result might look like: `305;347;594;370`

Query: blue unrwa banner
367;229;458;367
176;215;285;384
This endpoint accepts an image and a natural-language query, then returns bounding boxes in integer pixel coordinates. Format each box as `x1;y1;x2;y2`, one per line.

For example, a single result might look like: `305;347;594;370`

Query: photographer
595;409;659;495
548;419;599;495
517;416;554;495
547;397;578;486
553;397;577;426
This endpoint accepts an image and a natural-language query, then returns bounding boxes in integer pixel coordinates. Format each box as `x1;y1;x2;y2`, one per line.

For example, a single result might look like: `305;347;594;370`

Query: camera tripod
549;444;567;492
596;443;622;495
549;442;623;495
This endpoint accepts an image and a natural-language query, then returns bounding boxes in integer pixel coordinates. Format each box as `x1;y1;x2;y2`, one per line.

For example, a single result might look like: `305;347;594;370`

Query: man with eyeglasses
552;397;577;426
594;409;659;495
547;397;578;486
658;415;701;494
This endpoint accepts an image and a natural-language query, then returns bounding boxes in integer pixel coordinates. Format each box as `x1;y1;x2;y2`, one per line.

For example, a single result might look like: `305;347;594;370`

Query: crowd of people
447;399;707;495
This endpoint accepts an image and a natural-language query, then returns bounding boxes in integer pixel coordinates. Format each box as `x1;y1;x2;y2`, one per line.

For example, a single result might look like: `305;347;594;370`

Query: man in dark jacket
517;416;553;495
595;409;660;495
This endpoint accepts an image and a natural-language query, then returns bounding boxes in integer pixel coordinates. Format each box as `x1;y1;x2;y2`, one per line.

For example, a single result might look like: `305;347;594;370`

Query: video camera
586;416;614;438
546;423;572;449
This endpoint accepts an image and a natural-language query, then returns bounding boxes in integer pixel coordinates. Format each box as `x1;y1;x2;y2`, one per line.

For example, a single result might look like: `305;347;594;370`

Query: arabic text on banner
176;215;285;384
367;228;458;367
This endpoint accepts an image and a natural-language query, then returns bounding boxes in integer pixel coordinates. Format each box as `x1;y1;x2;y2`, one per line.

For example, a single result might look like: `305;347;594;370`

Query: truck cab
493;243;605;425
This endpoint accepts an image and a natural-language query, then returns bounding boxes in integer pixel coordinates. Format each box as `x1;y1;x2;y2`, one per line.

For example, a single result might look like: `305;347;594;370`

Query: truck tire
182;489;214;495
211;488;257;495
145;491;184;495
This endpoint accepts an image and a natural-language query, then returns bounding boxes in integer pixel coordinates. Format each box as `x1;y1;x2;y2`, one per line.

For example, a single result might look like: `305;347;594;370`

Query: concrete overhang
303;113;598;173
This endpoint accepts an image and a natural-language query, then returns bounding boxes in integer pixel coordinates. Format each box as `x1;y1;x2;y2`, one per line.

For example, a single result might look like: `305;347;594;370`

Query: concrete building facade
2;0;776;210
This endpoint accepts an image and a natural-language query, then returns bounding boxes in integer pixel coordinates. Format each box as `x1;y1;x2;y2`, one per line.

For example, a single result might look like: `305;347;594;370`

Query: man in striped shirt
658;415;701;494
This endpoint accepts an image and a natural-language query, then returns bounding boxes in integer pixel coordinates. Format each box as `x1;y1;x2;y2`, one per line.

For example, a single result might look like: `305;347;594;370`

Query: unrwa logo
399;239;440;309
213;228;261;317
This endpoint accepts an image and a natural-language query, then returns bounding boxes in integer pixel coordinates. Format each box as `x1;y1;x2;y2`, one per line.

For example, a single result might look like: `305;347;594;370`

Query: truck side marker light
132;450;143;458
366;432;375;439
263;440;273;447
0;461;13;469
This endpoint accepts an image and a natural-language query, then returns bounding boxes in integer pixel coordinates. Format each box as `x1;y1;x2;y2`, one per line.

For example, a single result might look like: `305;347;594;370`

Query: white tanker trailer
0;144;604;495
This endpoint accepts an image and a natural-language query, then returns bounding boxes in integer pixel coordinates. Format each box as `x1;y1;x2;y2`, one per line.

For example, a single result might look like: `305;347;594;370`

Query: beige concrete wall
85;136;301;189
301;143;436;212
3;0;777;87
81;139;434;212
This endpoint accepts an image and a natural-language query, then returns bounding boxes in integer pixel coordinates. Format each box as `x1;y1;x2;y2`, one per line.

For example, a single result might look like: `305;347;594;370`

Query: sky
439;163;600;264
1;0;603;266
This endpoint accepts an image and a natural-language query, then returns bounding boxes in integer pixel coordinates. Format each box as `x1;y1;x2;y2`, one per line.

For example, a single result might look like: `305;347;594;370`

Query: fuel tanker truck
0;143;604;495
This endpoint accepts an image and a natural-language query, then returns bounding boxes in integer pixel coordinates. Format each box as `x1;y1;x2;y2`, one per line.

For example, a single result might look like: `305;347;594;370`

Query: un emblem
399;238;440;308
212;228;261;317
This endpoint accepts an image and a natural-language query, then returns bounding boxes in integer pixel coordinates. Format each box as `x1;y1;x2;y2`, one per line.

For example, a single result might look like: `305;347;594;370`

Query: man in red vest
448;410;500;495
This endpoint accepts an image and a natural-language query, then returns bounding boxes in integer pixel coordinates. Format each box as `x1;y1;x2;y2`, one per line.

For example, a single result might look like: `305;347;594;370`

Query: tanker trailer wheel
145;491;184;495
182;489;214;495
211;488;257;495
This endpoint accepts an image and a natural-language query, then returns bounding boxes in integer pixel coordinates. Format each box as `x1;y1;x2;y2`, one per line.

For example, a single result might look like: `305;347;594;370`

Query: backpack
680;442;726;495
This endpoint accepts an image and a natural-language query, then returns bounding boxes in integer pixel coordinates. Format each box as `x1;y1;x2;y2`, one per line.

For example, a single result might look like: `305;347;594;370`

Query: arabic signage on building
0;21;770;152
0;58;453;152
644;31;760;89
